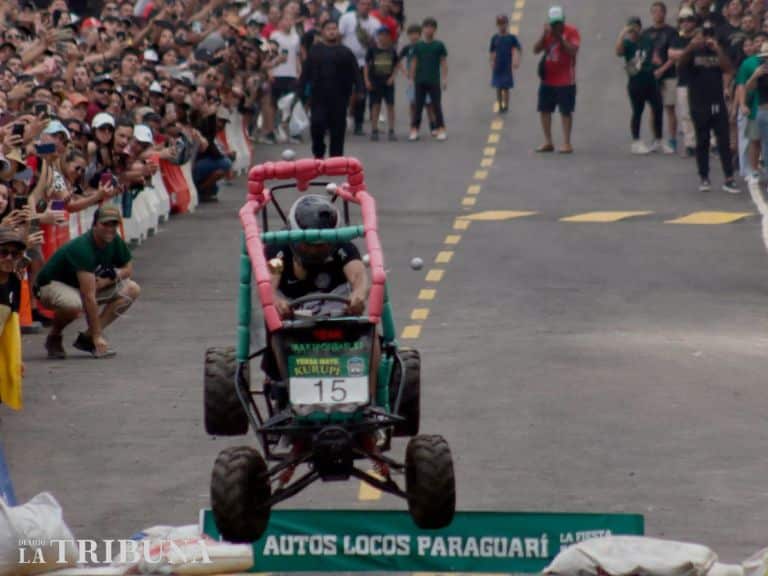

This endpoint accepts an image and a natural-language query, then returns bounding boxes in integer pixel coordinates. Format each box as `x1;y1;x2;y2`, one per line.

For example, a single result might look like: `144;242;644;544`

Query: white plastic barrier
226;110;251;176
67;211;80;241
150;170;171;223
180;161;198;213
119;195;141;245
140;185;161;236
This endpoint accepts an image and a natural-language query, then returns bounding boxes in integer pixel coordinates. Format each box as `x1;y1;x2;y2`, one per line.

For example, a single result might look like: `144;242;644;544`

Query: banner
201;509;644;573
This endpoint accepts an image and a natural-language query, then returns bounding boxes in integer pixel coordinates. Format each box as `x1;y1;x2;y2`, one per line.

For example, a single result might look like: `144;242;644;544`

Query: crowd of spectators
616;0;768;194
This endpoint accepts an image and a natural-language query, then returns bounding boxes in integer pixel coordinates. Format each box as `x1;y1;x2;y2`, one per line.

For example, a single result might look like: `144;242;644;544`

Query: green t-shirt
36;231;132;289
413;39;447;85
736;55;760;120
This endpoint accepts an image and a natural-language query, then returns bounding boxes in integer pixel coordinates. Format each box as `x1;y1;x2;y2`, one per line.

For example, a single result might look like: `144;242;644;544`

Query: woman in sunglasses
0;225;27;410
62;148;116;213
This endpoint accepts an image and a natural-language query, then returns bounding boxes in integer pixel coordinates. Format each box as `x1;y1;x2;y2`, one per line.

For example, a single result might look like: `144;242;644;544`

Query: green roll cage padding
261;225;365;245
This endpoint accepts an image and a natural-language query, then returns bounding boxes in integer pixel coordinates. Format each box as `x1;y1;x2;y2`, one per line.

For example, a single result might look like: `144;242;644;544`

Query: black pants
311;103;347;158
353;66;366;129
692;101;733;180
628;79;662;140
412;83;445;130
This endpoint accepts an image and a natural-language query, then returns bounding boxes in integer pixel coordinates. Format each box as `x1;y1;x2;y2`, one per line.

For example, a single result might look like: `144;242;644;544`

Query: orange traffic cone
19;273;41;334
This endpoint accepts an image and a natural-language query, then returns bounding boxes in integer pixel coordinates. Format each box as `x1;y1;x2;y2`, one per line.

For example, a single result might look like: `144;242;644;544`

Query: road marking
357;470;383;501
483;147;497;157
480;157;494;168
435;250;454;263
462;197;477;207
418;289;436;301
445;234;461;245
493;101;500;113
461;210;537;221
511;11;523;21
401;325;422;339
561;211;653;223
411;308;430;320
509;24;520;34
467;184;481;195
488;133;500;144
666;211;754;224
426;269;445;282
453;218;471;230
491;119;504;131
515;0;526;8
474;170;488;181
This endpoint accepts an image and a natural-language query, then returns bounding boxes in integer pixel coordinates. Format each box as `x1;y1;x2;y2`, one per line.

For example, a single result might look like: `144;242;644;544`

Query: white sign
290;377;369;406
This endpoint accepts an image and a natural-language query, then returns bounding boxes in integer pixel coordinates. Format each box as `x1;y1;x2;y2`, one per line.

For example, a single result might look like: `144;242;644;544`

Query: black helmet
289;194;339;231
288;194;339;267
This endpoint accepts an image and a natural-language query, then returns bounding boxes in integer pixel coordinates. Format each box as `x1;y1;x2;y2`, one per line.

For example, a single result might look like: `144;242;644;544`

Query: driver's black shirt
266;242;361;300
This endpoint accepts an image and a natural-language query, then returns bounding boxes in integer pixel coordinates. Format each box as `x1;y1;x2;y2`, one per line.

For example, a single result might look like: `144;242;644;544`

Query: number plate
289;377;369;406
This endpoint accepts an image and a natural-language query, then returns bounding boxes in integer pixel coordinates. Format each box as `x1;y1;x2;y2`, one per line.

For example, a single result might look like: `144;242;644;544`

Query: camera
702;26;715;38
94;264;117;280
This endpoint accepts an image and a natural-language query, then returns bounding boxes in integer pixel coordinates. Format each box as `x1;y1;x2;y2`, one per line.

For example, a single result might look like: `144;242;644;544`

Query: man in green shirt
735;35;767;182
36;206;141;359
408;17;448;141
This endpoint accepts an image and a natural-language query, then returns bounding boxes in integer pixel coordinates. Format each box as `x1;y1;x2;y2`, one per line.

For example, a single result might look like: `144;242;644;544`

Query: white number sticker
289;377;369;406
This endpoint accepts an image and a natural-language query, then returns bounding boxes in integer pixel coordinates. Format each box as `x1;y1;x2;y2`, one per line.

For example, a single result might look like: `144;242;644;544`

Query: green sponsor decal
288;355;369;378
201;509;644;573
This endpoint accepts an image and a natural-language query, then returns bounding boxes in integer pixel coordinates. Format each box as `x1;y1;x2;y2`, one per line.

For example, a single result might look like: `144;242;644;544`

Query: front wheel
405;435;456;529
210;446;271;542
390;349;420;437
204;346;249;436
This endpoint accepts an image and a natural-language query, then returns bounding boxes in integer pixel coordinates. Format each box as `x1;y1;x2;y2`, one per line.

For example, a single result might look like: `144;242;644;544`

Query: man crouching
35;206;140;359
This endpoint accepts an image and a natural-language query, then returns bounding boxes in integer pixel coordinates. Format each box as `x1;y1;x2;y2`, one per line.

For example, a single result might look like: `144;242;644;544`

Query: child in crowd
365;27;400;141
409;17;448;141
400;24;436;133
489;14;521;114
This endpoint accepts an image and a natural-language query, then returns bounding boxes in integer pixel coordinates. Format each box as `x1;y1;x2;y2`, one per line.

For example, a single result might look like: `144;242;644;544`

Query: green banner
201;509;644;573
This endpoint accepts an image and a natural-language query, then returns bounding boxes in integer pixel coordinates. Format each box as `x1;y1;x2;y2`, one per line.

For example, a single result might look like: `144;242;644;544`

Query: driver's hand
275;297;293;318
346;293;366;316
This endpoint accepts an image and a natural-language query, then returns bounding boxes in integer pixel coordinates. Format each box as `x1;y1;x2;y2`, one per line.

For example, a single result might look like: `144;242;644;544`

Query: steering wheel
288;293;351;310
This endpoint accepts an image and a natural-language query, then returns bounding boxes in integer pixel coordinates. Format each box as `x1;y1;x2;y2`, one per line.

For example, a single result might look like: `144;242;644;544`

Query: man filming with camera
679;18;739;194
35;206;140;359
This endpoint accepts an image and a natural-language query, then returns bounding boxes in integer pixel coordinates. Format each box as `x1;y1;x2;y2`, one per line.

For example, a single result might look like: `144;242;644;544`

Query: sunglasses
0;247;22;259
96;88;114;95
96;125;114;132
125;94;139;101
99;220;119;228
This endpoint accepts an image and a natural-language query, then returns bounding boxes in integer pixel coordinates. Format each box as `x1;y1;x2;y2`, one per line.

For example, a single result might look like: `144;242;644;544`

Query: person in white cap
533;5;580;154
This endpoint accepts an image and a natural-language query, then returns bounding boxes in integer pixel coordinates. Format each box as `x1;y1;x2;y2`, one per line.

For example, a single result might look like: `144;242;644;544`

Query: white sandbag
709;563;743;576
139;186;160;236
543;536;717;576
225;111;251;176
0;493;78;575
110;525;252;575
67;212;80;242
289;101;309;136
150;172;170;223
742;546;768;576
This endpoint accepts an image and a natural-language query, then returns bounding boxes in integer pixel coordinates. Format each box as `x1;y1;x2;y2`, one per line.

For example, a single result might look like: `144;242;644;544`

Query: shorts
37;279;133;311
537;84;576;115
660;77;677;107
271;77;297;104
369;82;394;106
746;117;760;141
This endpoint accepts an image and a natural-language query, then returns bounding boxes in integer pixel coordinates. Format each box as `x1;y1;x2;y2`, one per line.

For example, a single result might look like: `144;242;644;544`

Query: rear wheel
390;349;420;437
210;446;271;542
204;346;249;436
405;435;456;529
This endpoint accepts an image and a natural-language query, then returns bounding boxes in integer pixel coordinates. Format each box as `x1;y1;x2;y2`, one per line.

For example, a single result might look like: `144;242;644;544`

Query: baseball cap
149;81;164;94
548;6;565;23
216;108;231;122
94;205;122;224
679;6;695;19
0;226;26;250
92;74;115;87
627;16;642;28
376;26;391;35
92;112;115;130
134;124;153;144
143;48;159;62
43;120;71;140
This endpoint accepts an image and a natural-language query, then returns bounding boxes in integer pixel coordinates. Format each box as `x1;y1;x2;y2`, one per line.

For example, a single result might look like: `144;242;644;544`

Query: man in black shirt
669;7;698;156
693;0;727;28
643;1;678;153
680;20;739;193
299;20;362;158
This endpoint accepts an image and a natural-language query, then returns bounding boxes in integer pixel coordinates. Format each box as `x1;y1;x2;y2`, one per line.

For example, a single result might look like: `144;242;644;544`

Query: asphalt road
4;0;768;565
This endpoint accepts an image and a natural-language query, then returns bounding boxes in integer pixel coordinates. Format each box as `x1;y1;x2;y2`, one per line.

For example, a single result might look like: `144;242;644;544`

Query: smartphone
50;200;66;210
116;31;126;41
34;142;56;155
34;103;48;116
16;74;33;83
13;196;27;210
100;171;114;186
52;9;62;27
12;123;25;138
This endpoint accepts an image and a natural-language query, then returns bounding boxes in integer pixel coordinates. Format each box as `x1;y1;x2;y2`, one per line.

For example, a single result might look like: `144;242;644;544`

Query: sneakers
722;179;741;194
45;334;66;359
370;130;380;141
73;332;95;354
353;125;365;136
648;140;662;153
699;179;711;192
435;129;447;141
258;133;277;145
388;130;397;141
631;140;650;155
662;140;675;155
408;129;419;141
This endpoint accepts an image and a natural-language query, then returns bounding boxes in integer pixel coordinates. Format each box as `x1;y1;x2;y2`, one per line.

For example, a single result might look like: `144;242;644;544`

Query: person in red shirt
373;0;400;43
533;6;580;153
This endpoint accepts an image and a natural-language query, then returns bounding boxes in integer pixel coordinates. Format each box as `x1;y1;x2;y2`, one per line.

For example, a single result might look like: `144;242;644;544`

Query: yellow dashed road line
435;250;454;264
560;211;653;223
462;197;477;207
461;210;538;221
357;470;384;501
445;234;462;245
418;289;436;301
467;184;481;195
401;325;422;339
454;218;471;230
411;308;430;321
480;158;494;168
488;133;500;144
483;147;496;157
425;269;445;282
666;211;754;224
474;170;488;180
491;119;504;131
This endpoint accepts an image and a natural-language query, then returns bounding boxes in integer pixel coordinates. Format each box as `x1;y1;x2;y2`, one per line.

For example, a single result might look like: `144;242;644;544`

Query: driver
266;194;368;318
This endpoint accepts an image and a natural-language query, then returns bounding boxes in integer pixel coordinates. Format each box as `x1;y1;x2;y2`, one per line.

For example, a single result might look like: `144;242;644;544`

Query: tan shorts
660;78;677;107
38;280;132;311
